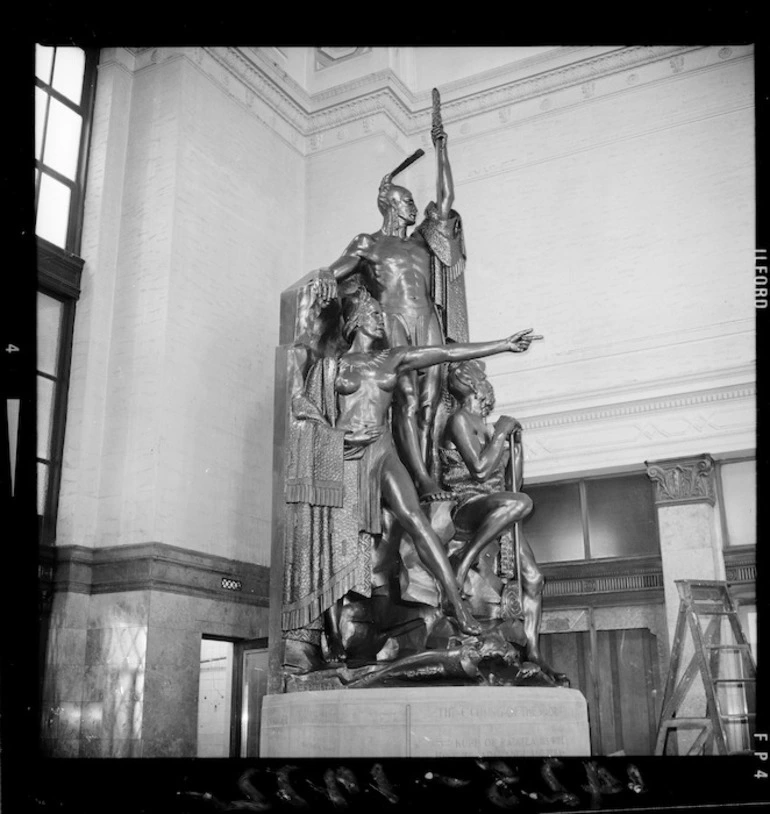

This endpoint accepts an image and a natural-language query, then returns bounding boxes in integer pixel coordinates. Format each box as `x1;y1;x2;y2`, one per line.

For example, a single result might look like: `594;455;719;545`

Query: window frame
230;637;270;758
714;455;756;549
35;45;98;544
715;457;757;653
37;242;83;542
35;46;98;255
524;470;661;564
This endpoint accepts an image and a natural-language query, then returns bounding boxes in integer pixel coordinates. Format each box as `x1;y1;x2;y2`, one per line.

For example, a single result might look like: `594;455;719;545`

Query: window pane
721;461;756;547
38;461;50;516
37;292;63;376
36;173;71;248
523;481;584;563
585;475;658;559
737;604;757;664
38;376;56;460
36;44;54;84
51;47;86;105
36;87;48;160
42;98;83;181
240;649;270;757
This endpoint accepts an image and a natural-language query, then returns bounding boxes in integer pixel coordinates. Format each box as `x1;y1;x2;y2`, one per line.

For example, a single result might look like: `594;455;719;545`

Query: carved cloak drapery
282;356;374;637
415;203;469;344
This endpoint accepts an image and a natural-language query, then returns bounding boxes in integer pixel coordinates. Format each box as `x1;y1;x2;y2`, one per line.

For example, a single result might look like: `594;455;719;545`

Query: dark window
520;481;584;563
585;476;658;559
35;45;97;542
524;473;658;563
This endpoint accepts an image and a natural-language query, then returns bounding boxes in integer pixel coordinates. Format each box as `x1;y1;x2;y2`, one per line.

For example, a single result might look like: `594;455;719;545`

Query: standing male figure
313;107;462;500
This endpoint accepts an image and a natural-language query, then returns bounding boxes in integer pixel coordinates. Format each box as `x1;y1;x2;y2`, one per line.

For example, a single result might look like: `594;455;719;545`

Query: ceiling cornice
117;44;753;156
219;45;747;132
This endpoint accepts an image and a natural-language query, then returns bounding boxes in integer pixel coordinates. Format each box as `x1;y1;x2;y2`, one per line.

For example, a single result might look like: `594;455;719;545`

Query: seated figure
440;359;568;685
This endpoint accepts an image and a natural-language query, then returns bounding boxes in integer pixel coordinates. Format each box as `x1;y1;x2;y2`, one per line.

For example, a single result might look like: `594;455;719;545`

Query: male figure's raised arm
432;88;454;219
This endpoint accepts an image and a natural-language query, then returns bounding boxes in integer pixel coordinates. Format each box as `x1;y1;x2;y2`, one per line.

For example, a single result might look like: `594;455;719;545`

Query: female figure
300;287;542;639
441;359;567;684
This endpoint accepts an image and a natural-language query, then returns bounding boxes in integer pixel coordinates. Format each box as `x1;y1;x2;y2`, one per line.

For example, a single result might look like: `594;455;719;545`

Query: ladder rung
714;678;756;684
707;644;751;650
720;713;756;720
689;588;728;594
692;608;733;615
660;718;713;727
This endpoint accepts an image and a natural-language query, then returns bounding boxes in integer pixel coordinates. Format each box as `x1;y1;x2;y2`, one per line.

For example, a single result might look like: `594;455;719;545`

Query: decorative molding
145;44;753;158
541;555;664;608
97;47;138;76
645;454;717;507
516;382;755;433
519;408;754;485
490;361;754;479
303;45;702;133
724;545;756;586
315;47;372;71
41;542;270;607
210;47;311;132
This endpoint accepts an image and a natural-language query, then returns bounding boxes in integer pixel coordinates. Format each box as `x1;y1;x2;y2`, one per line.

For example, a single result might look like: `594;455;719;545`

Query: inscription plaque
260;687;590;758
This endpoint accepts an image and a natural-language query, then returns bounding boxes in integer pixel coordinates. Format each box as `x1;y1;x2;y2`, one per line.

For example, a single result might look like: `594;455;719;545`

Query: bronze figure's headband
377;149;425;215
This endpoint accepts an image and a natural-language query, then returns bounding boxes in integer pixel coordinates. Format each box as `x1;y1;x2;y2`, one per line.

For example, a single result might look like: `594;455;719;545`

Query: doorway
196;638;234;757
540;627;661;755
196;637;269;757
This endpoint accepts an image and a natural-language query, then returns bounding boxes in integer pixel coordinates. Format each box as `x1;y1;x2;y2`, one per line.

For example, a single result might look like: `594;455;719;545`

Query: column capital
645;454;716;507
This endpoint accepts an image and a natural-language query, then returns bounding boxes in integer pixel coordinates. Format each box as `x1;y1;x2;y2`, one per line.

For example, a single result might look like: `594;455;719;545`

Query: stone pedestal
260;687;590;757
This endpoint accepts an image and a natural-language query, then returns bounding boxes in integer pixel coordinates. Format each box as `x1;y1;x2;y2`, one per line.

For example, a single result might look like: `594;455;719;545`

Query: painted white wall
59;49;305;564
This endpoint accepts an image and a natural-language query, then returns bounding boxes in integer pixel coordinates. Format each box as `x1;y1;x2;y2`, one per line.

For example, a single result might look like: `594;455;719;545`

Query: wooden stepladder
655;580;757;755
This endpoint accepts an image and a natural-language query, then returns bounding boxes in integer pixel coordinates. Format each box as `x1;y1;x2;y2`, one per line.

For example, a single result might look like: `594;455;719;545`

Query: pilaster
645;454;725;644
645;454;726;740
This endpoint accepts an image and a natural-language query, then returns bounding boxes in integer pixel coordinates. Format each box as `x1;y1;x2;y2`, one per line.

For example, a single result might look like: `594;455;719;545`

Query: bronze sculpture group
278;91;568;691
